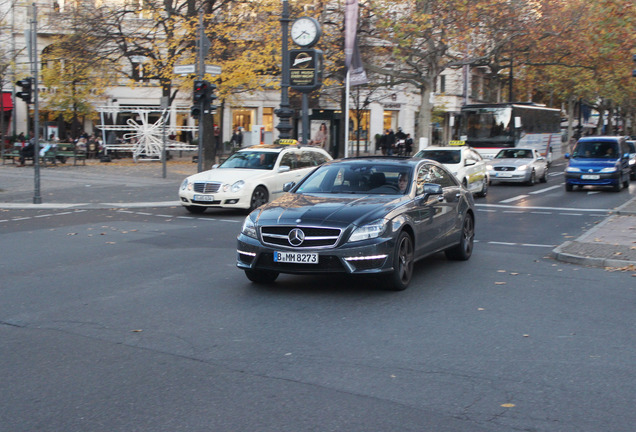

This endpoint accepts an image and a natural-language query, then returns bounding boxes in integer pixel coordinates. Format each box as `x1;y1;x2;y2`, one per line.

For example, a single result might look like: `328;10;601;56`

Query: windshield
572;141;619;159
296;163;411;195
495;149;533;159
415;150;461;164
219;151;278;169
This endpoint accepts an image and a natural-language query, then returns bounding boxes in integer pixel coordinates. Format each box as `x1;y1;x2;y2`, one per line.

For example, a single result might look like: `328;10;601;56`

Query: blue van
565;136;631;192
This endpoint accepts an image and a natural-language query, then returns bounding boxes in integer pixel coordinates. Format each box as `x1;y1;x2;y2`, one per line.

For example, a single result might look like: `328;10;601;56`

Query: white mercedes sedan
179;145;332;213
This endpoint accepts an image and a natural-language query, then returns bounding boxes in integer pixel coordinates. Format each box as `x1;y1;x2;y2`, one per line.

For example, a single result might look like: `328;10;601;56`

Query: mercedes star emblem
288;228;305;246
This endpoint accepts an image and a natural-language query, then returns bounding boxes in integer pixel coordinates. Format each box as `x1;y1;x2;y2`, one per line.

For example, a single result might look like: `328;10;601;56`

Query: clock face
291;17;321;47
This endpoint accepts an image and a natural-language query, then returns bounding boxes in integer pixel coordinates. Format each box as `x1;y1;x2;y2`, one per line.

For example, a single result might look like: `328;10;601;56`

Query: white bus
457;103;562;162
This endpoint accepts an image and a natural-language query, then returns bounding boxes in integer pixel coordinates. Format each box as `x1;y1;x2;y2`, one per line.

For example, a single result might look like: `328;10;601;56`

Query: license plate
497;172;513;177
193;194;214;201
274;251;319;264
581;174;600;180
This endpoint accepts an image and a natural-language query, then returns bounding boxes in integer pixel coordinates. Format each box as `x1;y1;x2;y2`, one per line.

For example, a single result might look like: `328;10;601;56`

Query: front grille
193;182;221;193
494;166;515;172
191;199;221;205
261;226;342;248
256;253;346;272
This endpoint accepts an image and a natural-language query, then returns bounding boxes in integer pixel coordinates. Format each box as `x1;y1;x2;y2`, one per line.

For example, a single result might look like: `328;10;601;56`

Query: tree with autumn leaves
39;0;635;150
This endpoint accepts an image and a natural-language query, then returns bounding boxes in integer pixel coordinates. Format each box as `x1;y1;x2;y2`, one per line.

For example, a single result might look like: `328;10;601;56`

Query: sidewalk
552;197;636;269
1;156;635;269
0;156;198;209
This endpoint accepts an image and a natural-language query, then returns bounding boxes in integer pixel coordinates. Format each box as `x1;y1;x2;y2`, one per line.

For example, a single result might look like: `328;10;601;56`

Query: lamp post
274;0;293;140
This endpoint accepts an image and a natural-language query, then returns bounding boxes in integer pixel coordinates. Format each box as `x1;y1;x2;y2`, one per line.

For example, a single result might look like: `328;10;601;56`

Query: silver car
487;148;549;185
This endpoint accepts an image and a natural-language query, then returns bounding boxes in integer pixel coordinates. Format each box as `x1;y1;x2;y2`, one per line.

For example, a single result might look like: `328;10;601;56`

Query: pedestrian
17;134;35;166
386;129;396;156
231;127;243;148
404;134;413;156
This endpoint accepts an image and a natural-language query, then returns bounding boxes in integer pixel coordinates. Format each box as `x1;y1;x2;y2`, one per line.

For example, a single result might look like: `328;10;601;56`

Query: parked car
564;136;631;192
413;145;489;197
179;145;332;213
626;140;636;180
237;157;476;291
486;148;548;185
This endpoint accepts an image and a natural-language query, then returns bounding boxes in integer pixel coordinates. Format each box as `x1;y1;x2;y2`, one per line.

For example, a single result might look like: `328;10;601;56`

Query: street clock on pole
290;17;322;48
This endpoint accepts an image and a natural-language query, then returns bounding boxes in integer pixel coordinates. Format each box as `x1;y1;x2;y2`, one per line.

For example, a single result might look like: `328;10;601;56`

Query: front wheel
445;213;475;261
249;186;269;212
539;167;548;183
385;231;414;291
245;269;279;284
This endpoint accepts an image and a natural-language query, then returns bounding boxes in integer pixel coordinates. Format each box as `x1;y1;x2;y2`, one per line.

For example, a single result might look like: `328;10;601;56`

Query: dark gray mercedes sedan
236;157;476;291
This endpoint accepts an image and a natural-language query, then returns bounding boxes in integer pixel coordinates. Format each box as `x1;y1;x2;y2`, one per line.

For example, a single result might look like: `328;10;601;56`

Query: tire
385;231;414;291
445;213;475;261
245;269;279;284
249;186;268;212
476;176;488;197
185;205;206;214
622;174;629;189
539;167;548;183
526;170;536;186
612;175;622;192
565;183;573;192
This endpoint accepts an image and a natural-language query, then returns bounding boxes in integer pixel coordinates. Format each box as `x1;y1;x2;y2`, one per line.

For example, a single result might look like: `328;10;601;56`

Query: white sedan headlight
241;216;257;239
180;179;192;191
231;180;245;193
517;164;528;171
349;219;387;242
486;164;493;171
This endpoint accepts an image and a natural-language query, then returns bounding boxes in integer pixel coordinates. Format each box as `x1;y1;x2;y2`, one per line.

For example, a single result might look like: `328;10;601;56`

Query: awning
2;92;13;111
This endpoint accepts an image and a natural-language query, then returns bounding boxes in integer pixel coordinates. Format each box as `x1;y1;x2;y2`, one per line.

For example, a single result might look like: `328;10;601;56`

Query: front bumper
179;190;249;209
488;169;531;183
565;172;620;186
236;233;396;275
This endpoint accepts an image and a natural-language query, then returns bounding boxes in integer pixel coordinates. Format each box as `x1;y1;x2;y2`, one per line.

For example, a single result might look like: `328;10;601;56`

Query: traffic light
16;77;33;103
190;105;201;119
208;83;218;112
193;80;210;103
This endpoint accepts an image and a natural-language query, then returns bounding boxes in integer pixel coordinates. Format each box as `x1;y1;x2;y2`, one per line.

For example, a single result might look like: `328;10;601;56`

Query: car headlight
231;180;245;193
600;167;617;173
566;167;581;173
180;179;192;191
486;164;493;171
349;219;387;242
517;165;528;171
241;216;257;239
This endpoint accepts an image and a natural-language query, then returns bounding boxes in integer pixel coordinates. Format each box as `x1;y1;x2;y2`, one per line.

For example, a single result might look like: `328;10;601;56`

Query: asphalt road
1;162;635;432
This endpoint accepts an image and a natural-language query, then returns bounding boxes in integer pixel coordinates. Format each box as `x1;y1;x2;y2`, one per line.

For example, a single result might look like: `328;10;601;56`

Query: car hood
186;168;271;184
253;193;406;227
568;158;619;170
491;158;533;166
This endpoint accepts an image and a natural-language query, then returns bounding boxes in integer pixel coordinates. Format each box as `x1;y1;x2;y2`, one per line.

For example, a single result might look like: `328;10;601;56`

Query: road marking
476;203;610;213
529;184;563;194
500;195;529;203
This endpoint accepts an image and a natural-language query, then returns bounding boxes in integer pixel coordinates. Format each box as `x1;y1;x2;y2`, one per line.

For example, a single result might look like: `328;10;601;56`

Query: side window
280;152;297;170
416;164;433;195
311;151;329;166
430;165;457;188
297;151;313;169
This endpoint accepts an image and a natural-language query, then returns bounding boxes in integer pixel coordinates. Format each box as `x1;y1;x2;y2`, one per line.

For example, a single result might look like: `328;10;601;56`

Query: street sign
205;65;222;76
173;64;196;75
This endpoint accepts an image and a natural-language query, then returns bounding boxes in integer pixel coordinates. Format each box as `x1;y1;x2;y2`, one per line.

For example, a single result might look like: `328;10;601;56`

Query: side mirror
278;165;291;173
564;153;570;159
211;163;219;169
418;183;444;203
283;181;296;192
